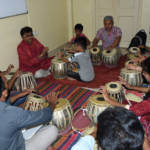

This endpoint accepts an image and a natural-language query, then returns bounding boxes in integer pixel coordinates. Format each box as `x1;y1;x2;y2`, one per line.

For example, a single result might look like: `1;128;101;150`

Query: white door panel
94;0;140;47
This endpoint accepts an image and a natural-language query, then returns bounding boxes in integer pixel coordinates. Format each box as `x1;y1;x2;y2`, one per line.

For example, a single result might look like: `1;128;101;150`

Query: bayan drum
52;98;73;131
15;72;37;92
105;82;124;103
71;108;93;134
120;68;143;86
24;93;46;111
86;94;111;124
102;48;119;67
51;57;67;79
89;47;101;66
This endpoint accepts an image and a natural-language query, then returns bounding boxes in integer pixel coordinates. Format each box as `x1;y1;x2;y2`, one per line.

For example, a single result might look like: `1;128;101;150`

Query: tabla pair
50;57;79;80
88;47;120;67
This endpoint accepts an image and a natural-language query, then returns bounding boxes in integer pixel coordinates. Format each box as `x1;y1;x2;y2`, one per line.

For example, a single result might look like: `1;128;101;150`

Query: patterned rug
37;80;97;150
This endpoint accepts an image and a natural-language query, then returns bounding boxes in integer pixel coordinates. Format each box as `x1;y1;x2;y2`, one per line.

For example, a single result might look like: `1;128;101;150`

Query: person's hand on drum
25;88;37;94
45;92;58;110
57;51;63;59
118;76;131;89
6;64;14;74
99;86;110;101
40;47;49;59
14;69;22;79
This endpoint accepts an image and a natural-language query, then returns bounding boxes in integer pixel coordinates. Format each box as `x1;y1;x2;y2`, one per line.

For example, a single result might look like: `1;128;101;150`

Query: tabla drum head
106;82;122;93
102;48;117;56
89;47;100;54
129;47;140;54
88;94;110;107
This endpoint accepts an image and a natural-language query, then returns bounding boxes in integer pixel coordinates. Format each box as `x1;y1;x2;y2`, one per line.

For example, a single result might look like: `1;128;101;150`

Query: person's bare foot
67;77;76;80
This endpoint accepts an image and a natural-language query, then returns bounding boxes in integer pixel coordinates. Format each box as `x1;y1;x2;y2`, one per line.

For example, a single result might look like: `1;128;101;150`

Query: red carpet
39;56;126;88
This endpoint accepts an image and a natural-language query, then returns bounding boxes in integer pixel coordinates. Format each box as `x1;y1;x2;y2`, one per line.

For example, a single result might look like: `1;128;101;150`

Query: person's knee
25;125;58;150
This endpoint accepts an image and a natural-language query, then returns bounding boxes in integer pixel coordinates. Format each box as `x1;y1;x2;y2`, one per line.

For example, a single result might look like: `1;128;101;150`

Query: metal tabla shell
52;98;73;131
86;94;111;124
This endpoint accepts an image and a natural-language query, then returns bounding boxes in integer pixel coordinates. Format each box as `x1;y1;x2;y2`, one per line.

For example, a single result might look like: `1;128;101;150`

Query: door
94;0;140;47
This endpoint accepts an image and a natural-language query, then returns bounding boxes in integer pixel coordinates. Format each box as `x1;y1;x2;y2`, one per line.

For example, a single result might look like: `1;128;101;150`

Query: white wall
0;0;69;70
71;0;150;45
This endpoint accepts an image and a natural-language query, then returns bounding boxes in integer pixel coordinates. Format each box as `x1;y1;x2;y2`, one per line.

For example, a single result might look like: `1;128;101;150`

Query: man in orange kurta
17;26;52;78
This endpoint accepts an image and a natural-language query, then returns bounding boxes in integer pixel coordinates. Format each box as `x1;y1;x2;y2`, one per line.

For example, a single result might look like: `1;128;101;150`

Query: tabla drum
15;72;37;92
51;57;67;79
127;47;140;60
86;94;111;124
105;82;124;103
102;48;119;67
24;93;46;111
71;108;94;134
52;98;73;131
124;60;138;68
120;68;143;86
129;47;140;55
89;47;101;66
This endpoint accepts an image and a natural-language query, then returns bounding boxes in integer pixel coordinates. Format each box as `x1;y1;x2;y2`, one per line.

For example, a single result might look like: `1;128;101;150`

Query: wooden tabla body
102;48;119;66
120;68;143;86
89;47;101;66
15;72;37;92
24;93;46;111
105;82;124;103
52;98;73;131
86;94;111;124
51;58;67;79
127;47;140;60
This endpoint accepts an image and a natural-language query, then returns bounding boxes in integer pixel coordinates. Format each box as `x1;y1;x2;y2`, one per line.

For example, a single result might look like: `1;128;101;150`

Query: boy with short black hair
70;24;90;46
72;107;145;150
59;36;94;82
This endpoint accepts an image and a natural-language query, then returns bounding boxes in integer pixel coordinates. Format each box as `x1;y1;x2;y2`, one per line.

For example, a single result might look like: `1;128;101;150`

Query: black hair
20;26;33;37
141;56;150;75
0;77;6;97
97;107;144;150
75;24;83;32
74;36;87;50
128;30;147;54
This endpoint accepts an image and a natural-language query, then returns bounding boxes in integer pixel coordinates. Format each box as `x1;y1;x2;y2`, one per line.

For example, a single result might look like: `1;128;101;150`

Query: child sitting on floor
0;65;36;106
98;86;150;150
70;24;90;46
58;37;95;82
72;107;147;150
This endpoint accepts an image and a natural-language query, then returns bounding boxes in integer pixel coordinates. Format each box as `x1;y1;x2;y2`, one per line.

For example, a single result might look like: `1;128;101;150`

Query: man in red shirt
17;26;51;78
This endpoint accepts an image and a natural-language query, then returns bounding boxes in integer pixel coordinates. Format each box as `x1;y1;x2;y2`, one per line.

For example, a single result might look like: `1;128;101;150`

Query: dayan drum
24;93;46;111
89;47;101;66
86;94;111;124
120;68;143;86
105;82;124;103
52;98;73;131
127;47;140;60
102;48;119;67
51;57;67;79
15;72;37;92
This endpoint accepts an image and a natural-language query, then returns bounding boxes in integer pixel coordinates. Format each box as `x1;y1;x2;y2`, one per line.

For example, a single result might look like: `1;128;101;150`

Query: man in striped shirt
92;16;122;51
